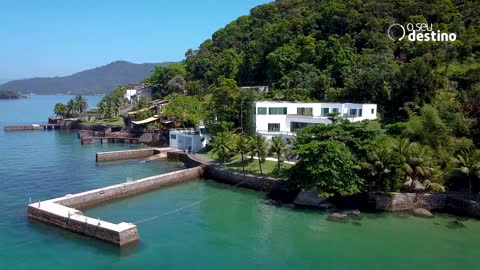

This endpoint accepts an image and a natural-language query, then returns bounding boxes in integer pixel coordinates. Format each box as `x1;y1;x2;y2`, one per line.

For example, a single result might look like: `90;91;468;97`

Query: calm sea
0;95;479;270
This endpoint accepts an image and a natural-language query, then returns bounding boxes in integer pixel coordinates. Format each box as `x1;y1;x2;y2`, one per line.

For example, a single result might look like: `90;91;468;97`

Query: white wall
254;101;377;134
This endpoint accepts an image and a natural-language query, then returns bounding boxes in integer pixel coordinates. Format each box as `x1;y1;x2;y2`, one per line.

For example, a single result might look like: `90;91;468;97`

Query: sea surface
0;95;479;270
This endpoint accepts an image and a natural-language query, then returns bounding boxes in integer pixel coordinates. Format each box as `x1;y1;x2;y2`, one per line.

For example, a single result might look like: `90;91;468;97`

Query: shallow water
0;96;479;269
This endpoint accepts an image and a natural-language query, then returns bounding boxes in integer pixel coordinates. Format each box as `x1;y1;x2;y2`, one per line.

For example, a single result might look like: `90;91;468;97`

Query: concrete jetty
4;124;61;131
96;148;173;162
28;165;204;246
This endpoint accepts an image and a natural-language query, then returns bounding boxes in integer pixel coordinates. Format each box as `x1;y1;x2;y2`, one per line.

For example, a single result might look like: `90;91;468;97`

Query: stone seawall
204;166;277;192
96;148;160;162
28;166;204;245
167;151;278;192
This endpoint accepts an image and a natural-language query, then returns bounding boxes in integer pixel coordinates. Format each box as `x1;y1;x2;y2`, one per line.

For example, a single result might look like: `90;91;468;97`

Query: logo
387;23;456;42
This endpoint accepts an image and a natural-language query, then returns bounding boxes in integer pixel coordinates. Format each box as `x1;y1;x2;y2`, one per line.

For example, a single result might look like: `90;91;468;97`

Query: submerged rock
447;219;466;229
327;213;348;222
293;189;327;208
351;221;362;226
350;209;364;220
318;201;334;210
412;208;434;218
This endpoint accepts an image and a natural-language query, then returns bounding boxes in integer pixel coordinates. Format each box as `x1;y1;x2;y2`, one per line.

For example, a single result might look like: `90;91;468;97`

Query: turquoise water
1;96;480;269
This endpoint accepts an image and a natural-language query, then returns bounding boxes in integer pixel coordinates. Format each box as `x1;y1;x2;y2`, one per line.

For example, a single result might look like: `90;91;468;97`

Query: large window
297;107;313;116
268;123;280;132
359;109;363;117
269;107;287;115
332;108;339;113
321;108;330;116
349;109;358;116
257;107;267;115
290;122;312;132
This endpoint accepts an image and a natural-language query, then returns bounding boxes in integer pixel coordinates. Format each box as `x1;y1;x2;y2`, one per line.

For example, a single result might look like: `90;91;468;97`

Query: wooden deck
80;136;139;145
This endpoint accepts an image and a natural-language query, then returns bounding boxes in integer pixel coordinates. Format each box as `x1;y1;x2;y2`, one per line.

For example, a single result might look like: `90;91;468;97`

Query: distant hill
0;61;172;95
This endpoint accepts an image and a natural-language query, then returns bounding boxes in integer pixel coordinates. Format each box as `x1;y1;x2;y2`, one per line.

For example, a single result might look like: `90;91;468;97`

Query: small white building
254;101;377;139
169;126;210;153
124;89;137;101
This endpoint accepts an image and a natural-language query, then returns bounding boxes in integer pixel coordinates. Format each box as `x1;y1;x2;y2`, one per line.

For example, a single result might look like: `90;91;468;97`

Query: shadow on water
27;219;143;257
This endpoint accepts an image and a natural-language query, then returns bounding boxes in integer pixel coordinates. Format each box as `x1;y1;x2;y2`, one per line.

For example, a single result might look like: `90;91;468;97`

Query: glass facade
257;107;267;115
321;108;330;116
269;107;287;115
290;122;312;132
332;108;339;113
297;107;313;116
268;123;280;132
349;109;358;116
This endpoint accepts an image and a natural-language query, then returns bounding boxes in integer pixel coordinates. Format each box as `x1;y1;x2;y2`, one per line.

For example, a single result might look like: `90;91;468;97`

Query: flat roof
254;101;377;105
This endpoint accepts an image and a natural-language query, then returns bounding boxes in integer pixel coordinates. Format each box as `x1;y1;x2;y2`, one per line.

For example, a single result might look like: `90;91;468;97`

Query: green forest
143;0;480;198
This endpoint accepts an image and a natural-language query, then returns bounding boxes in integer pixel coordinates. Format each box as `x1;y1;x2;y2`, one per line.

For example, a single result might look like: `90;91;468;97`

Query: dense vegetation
0;61;170;95
145;0;480;198
0;90;24;99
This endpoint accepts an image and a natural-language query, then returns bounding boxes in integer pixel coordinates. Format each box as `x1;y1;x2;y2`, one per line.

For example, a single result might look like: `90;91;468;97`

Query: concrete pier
28;166;204;246
96;148;173;162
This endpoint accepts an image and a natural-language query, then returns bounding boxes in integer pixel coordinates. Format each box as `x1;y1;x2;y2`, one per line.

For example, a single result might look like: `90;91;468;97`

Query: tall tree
210;131;234;166
250;134;267;175
452;149;480;199
235;134;251;174
74;95;88;114
269;136;287;173
53;103;66;117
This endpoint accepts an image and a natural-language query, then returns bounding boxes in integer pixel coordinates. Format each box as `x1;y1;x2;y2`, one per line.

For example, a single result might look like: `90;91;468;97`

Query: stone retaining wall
167;152;278;192
96;148;159;162
204;166;277;192
445;197;480;219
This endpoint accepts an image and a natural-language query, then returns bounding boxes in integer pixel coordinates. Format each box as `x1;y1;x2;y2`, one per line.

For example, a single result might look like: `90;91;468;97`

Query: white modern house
254;101;377;139
169;126;210;153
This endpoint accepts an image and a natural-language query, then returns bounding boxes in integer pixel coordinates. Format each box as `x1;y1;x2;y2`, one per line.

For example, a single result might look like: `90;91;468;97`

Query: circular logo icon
387;24;406;41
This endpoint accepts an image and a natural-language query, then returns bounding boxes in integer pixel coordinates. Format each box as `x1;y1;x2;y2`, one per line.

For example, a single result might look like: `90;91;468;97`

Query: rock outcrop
293;189;327;208
411;208;434;218
368;192;447;211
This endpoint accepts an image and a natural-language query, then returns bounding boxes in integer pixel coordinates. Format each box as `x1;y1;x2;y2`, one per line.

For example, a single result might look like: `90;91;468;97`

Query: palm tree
390;138;434;188
210;131;233;166
404;143;434;188
74;95;88;114
250;134;267;175
368;147;393;191
235;135;251;173
269;136;286;173
452;149;480;199
66;99;76;117
53;103;66;117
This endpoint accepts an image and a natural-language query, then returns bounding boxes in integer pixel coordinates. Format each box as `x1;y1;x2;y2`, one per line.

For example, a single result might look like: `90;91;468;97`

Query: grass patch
199;150;292;178
83;117;125;126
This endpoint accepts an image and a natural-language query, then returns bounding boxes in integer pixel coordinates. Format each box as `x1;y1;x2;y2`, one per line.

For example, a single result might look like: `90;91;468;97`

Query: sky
0;0;271;79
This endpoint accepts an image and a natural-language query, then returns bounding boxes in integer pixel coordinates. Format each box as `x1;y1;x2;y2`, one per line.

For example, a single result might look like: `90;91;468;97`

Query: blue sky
0;0;271;79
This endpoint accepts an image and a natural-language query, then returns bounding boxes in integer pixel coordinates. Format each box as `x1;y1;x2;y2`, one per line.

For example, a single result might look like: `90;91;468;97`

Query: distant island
0;61;173;95
0;90;25;99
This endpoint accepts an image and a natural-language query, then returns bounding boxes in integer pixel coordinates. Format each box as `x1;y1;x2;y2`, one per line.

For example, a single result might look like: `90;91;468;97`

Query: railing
257;130;296;137
170;128;199;135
